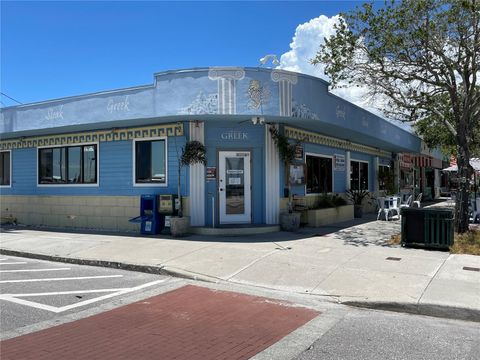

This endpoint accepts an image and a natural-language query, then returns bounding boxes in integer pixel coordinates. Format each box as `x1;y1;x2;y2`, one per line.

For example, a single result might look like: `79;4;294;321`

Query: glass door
218;151;251;224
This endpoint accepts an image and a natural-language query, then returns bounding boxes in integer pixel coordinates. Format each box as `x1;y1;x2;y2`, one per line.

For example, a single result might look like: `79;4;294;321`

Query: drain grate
386;257;402;261
463;266;480;272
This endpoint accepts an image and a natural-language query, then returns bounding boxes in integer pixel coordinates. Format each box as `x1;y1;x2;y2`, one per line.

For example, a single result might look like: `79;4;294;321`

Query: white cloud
279;15;338;80
278;14;412;132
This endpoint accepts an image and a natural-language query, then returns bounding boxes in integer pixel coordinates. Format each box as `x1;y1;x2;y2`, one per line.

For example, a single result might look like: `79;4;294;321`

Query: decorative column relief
265;124;280;224
189;121;205;226
271;70;298;117
208;67;245;115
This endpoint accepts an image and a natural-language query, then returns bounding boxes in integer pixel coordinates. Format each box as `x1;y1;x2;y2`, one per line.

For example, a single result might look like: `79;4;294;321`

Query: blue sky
1;1;363;106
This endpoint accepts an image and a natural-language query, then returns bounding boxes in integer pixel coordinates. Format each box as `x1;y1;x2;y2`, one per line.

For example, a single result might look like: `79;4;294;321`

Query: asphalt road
0;255;177;339
2;255;479;360
294;309;480;360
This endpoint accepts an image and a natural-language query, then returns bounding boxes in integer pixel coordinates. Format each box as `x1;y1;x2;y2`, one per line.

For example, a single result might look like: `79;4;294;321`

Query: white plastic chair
399;195;413;209
377;196;400;221
413;193;422;208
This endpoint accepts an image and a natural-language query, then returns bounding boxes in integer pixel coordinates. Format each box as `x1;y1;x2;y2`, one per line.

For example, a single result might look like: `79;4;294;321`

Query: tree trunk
454;144;472;233
177;163;183;217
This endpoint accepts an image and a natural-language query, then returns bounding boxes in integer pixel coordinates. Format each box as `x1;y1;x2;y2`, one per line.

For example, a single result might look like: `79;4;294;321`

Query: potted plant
170;140;207;237
269;127;302;231
345;189;371;218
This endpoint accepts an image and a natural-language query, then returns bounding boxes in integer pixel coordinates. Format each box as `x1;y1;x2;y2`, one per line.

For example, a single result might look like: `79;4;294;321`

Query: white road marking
0;279;169;313
0;262;28;265
0;268;71;273
1;288;129;297
0;258;9;261
0;274;123;284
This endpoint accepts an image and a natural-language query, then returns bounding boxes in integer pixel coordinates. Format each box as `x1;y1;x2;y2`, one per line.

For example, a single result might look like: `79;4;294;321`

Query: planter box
306;205;354;227
280;212;301;231
170;216;190;237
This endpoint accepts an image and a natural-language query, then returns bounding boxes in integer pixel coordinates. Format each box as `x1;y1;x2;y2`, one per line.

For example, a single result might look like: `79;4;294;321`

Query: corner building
0;67;421;231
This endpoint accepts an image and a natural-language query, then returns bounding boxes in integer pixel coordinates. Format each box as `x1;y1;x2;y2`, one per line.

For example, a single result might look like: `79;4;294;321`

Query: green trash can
401;208;454;249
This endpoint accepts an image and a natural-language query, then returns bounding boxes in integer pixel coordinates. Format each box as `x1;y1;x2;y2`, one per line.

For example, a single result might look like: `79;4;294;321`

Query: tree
313;0;479;233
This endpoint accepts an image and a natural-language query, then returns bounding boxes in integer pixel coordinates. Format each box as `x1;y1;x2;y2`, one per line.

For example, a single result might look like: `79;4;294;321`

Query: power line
0;92;22;105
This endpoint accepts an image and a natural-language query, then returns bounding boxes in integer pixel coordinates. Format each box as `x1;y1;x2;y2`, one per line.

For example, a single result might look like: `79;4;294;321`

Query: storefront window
38;145;97;184
350;160;369;190
400;169;413;189
306;155;332;194
0;151;11;186
378;165;393;191
135;139;166;184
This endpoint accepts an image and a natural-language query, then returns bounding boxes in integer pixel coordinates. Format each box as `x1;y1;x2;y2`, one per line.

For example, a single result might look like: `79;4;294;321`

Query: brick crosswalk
0;285;319;360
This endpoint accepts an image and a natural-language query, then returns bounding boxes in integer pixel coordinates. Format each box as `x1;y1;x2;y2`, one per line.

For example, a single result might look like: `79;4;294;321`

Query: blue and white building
0;67;422;231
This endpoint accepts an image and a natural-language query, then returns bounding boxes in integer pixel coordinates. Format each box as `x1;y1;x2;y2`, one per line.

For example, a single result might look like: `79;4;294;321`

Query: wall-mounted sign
45;105;64;121
336;105;346;120
294;145;304;161
289;164;305;185
334;154;345;171
107;95;130;113
220;130;248;140
206;166;217;180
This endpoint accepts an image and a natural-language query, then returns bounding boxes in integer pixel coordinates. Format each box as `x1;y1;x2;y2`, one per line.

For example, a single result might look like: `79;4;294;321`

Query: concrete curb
342;300;480;323
2;248;479;323
0;249;219;284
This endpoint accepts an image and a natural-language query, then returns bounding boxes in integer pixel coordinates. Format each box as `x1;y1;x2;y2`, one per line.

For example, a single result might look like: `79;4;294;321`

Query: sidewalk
1;208;479;322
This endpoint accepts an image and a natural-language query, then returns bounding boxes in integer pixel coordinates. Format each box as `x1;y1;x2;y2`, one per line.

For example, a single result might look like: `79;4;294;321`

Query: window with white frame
0;151;11;186
134;138;167;184
38;145;97;184
306;155;333;194
350;160;369;190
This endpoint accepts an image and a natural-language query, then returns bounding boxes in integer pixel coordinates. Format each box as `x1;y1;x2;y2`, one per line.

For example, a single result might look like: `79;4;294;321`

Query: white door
219;151;251;224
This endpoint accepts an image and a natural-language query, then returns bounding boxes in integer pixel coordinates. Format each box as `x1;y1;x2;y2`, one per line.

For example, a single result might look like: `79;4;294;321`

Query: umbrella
442;158;480;172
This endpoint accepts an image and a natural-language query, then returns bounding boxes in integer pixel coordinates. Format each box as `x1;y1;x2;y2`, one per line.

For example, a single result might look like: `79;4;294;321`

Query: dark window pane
135;140;166;183
83;145;97;183
0;152;10;186
379;165;393;191
350;161;360;190
39;148;53;183
136;141;151;183
360;162;369;190
68;147;81;183
306;156;332;194
52;148;66;183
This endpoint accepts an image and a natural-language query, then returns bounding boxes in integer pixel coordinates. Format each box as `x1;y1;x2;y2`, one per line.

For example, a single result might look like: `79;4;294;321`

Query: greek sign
220;130;248;141
107;95;130;113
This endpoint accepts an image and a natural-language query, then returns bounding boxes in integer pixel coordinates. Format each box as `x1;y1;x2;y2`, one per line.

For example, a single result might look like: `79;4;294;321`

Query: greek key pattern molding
0;123;184;150
285;126;391;158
